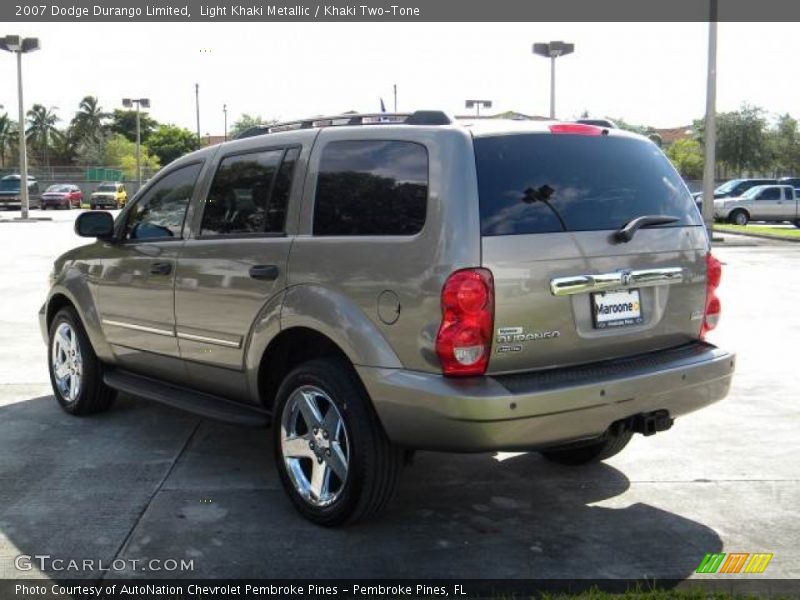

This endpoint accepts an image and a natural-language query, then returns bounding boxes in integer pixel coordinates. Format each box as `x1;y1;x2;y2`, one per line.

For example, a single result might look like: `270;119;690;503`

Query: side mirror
75;211;114;239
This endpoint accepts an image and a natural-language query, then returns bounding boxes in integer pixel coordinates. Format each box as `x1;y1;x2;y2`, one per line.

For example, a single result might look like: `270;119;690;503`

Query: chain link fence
0;165;160;200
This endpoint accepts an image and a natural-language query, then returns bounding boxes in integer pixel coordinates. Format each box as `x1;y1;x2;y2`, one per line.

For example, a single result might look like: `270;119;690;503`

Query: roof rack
235;110;453;140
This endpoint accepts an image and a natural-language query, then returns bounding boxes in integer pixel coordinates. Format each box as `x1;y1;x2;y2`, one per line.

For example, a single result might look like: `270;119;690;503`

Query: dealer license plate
591;289;644;329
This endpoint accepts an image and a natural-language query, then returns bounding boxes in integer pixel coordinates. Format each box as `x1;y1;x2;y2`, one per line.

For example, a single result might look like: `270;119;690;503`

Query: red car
41;184;83;210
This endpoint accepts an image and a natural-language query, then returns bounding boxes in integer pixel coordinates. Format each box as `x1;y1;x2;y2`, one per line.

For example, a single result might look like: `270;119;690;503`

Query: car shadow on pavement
0;394;721;581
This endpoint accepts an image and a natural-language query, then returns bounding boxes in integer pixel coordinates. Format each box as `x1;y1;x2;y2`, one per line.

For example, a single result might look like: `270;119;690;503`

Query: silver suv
40;112;735;526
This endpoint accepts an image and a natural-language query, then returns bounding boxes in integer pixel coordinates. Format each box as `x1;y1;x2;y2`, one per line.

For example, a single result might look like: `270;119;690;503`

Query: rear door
474;130;708;374
173;145;302;397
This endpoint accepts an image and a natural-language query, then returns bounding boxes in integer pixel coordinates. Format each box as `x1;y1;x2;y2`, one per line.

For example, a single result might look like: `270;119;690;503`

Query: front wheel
273;359;403;526
48;307;116;415
541;428;633;466
729;210;749;226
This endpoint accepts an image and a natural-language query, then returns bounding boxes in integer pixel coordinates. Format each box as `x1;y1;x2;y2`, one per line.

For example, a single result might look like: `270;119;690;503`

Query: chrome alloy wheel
52;322;83;402
280;385;350;507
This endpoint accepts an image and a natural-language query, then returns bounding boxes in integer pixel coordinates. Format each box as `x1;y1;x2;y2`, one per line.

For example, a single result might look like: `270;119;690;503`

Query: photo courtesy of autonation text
0;0;799;598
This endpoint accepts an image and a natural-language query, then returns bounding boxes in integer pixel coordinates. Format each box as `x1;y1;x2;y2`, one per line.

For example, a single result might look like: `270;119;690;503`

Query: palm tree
71;96;107;143
0;113;12;168
26;104;60;169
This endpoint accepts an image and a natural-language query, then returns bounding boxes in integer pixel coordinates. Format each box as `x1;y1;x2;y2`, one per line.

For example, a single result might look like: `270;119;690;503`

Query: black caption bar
4;579;800;599
3;0;800;22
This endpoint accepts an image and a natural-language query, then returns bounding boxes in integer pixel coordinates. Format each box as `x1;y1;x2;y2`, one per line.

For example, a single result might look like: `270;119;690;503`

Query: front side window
124;163;201;241
313;140;428;236
200;148;296;236
757;188;780;201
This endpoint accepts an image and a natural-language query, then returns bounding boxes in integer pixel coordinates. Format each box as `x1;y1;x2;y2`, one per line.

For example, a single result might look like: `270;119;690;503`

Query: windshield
475;133;703;236
714;179;744;194
46;185;71;193
742;186;768;199
97;184;116;192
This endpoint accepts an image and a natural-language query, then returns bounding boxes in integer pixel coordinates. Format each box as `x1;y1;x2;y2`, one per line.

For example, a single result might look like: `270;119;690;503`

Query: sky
0;22;795;135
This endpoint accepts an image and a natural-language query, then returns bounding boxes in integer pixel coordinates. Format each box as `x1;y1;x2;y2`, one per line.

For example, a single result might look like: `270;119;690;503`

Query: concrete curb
713;227;800;243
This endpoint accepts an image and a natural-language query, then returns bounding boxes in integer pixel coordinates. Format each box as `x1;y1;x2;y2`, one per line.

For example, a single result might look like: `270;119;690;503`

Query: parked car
713;184;800;226
40;112;735;526
693;178;778;206
778;176;800;191
41;184;83;210
90;182;127;209
0;174;40;209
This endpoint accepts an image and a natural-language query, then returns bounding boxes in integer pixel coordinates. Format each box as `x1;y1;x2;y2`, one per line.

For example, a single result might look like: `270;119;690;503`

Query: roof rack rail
235;110;453;140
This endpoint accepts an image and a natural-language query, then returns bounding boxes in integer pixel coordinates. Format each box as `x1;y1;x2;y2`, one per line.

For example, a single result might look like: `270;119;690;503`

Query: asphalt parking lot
0;209;798;582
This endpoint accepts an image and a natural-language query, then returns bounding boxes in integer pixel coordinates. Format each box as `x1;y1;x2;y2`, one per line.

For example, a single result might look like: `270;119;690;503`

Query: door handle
249;264;280;281
150;262;172;275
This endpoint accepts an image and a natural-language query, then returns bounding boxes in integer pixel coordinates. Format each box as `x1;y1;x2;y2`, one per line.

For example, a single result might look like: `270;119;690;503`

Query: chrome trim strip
176;331;242;349
550;267;684;296
102;319;175;337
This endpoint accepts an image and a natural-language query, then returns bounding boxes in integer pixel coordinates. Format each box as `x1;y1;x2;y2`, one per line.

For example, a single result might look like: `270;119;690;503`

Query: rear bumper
357;342;735;452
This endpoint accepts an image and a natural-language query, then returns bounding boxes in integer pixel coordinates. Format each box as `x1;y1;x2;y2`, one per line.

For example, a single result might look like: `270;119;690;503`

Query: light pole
122;97;150;192
465;99;492;117
223;104;228;141
701;0;718;240
195;83;200;140
1;35;40;221
533;41;574;119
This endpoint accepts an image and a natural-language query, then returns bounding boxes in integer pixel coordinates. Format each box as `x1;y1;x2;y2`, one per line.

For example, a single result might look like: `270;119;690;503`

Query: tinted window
475;134;702;236
758;187;780;200
313;140;428;236
125;163;201;240
200;149;289;236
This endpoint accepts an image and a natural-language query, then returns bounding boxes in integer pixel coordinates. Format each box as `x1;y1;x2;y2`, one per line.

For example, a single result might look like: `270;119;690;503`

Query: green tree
666;138;705;179
766;114;800;176
109;109;158;143
26;104;60;168
102;134;160;179
715;104;769;177
71;96;107;144
146;124;200;166
229;114;274;139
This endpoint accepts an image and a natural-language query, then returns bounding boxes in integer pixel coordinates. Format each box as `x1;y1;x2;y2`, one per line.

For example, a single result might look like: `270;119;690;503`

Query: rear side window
201;148;297;236
475;134;703;236
313;140;428;236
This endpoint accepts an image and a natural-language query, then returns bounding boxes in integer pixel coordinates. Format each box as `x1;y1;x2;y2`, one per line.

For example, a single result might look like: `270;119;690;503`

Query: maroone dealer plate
592;288;644;329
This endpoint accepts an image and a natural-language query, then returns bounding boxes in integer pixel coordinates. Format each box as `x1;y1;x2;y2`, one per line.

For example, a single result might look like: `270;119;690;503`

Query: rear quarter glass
474;133;702;236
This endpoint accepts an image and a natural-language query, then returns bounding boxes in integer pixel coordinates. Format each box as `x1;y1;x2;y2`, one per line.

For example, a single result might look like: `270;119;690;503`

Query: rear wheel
48;307;116;415
729;210;749;226
541;428;633;466
794;219;800;228
273;358;403;526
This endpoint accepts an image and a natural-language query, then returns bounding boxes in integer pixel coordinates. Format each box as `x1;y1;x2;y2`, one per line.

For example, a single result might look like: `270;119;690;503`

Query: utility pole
701;0;718;241
393;84;397;112
195;83;200;139
223;104;228;141
122;98;150;192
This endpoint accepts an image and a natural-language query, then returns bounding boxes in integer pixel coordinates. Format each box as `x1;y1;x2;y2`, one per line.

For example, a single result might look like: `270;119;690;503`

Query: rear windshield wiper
613;215;680;243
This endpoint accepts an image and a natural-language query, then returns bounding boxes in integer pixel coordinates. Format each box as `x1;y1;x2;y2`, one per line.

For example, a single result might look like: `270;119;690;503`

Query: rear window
475;134;702;236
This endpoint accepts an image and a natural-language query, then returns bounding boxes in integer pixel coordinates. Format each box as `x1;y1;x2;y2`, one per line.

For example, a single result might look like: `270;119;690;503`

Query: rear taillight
436;268;494;377
701;253;722;338
549;123;603;136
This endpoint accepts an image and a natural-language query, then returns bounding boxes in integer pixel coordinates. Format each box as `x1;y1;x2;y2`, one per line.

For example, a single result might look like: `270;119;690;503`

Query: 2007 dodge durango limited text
39;112;735;526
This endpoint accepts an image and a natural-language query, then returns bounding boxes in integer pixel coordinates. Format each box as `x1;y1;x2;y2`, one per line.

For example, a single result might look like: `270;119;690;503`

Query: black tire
729;209;749;226
89;204;96;210
794;219;800;229
541;428;633;466
273;358;403;526
48;306;116;415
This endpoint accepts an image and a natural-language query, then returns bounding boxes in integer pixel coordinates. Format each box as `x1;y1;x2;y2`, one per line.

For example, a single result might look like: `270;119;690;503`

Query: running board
103;370;270;427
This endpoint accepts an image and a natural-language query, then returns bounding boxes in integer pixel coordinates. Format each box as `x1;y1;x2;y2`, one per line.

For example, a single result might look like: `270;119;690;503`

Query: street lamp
533;40;574;119
701;0;718;240
223;104;228;141
1;35;41;221
465;99;492;117
122;97;150;191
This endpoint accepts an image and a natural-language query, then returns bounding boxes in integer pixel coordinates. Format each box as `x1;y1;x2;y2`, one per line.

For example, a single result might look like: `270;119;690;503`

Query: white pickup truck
714;184;800;226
